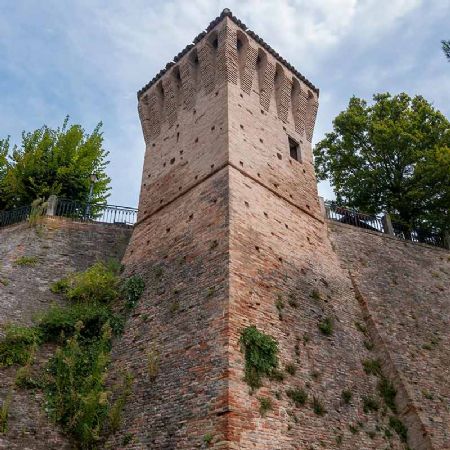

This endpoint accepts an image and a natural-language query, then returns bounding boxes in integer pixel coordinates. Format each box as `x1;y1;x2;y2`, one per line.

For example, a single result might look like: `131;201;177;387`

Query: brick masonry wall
226;168;406;449
329;222;450;450
0;217;132;450
108;170;230;449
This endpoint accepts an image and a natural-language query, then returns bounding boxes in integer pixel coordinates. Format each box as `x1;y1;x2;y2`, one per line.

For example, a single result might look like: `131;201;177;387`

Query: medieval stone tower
109;9;444;450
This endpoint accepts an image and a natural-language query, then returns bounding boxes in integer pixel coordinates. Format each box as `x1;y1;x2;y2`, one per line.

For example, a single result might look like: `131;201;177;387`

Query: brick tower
111;10;405;450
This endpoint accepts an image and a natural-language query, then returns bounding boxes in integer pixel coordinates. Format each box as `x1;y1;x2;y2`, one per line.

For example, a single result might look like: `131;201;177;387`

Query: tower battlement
137;9;318;145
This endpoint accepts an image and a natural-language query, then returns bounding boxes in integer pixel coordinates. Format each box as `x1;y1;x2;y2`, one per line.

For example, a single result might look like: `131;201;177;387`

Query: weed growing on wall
0;261;145;447
318;317;334;336
0;389;12;433
258;397;273;416
240;326;279;390
14;255;39;266
286;388;308;407
0;325;40;366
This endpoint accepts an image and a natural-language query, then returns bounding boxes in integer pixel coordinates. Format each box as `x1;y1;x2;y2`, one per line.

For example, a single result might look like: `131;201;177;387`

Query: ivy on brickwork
239;326;279;390
0;261;145;448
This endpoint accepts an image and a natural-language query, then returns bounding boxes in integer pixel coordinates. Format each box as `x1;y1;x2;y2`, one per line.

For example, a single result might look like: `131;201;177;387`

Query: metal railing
0;205;32;227
0;199;138;228
325;203;384;233
325;201;447;249
55;199;138;225
391;221;444;248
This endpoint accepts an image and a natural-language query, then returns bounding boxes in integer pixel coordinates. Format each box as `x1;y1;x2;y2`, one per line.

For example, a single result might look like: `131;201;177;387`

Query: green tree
314;93;450;234
0;138;9;210
2;117;110;209
442;40;450;61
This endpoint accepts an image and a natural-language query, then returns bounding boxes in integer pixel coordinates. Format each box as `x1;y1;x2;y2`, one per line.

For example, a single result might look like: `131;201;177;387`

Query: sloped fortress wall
114;9;447;450
0;218;131;450
329;222;450;450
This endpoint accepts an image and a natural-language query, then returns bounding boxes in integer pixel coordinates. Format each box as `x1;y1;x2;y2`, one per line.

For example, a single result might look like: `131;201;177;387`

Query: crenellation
274;63;292;123
137;14;319;145
197;36;217;95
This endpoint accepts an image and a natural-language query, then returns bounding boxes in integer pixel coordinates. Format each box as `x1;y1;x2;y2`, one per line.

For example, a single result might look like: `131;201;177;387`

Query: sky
0;0;449;208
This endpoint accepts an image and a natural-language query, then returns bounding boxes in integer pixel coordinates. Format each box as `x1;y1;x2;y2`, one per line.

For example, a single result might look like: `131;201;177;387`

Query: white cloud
0;0;449;206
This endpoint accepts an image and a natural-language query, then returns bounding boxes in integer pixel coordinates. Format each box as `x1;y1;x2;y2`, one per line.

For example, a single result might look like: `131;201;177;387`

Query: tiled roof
137;8;318;99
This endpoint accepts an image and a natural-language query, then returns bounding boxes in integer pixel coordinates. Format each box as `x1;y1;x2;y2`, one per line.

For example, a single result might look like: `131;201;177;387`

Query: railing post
46;195;58;216
318;197;326;218
382;213;395;236
444;231;450;250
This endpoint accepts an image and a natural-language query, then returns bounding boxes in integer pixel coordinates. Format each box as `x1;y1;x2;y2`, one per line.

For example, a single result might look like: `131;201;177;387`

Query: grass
318;317;333;336
362;395;380;413
0;324;40;366
203;433;213;445
15;255;39;266
258;397;273;416
362;358;382;377
312;396;326;416
341;389;352;404
286;388;308;407
0;389;13;433
275;295;284;320
389;416;408;443
146;343;160;381
285;363;296;376
378;377;397;412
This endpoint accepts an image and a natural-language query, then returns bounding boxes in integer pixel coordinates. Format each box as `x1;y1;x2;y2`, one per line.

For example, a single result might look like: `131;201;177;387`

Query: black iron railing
325;201;447;249
0;205;32;227
391;221;444;248
0;200;138;228
325;203;384;233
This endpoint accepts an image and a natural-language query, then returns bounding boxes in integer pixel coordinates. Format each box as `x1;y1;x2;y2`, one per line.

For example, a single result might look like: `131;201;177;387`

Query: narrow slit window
288;136;301;162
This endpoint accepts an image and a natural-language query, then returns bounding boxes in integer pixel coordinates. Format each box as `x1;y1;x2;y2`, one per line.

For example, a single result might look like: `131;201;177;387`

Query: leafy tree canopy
314;93;450;233
443;40;450;61
1;117;110;210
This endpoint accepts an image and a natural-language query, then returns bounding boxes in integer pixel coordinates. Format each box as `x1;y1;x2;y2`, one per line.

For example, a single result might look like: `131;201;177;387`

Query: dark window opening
289;137;301;162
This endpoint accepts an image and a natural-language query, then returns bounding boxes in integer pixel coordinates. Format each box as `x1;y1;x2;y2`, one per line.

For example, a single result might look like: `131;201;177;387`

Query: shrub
14;365;42;389
240;326;279;390
15;256;39;266
362;359;382;377
378;377;397;412
121;275;145;309
203;433;213;445
318;317;333;336
45;322;112;448
0;324;41;366
310;289;321;301
287;294;298;308
362;395;379;413
312;396;326;415
50;278;70;294
341;389;352;404
258;397;273;416
65;262;119;303
285;363;296;376
268;368;285;382
122;433;133;446
389;416;408;443
286;388;308;407
38;302;123;342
